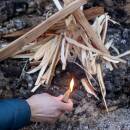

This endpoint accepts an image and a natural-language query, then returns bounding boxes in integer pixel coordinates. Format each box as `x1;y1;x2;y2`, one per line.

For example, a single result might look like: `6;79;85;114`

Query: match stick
62;78;74;103
62;89;71;103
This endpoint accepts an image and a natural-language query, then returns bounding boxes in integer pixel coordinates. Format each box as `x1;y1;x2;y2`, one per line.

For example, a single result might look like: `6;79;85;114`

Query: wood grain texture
0;0;87;61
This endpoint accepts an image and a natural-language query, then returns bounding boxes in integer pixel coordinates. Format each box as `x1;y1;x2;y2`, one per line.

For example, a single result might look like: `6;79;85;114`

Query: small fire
70;78;74;92
62;78;74;103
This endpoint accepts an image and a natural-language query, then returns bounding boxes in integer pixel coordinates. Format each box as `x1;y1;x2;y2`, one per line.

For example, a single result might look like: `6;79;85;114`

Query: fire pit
0;0;130;130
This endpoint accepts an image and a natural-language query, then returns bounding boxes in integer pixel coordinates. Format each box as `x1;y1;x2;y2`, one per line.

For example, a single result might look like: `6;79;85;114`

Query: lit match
62;78;74;103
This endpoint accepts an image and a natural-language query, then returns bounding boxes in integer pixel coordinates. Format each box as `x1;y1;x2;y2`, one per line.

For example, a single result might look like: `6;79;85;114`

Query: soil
1;1;130;130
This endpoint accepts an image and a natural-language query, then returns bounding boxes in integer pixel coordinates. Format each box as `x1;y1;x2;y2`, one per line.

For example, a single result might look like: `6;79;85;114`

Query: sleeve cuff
12;99;31;130
0;99;31;130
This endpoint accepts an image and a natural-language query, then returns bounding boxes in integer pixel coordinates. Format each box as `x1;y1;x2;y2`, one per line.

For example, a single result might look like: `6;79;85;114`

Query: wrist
26;99;34;121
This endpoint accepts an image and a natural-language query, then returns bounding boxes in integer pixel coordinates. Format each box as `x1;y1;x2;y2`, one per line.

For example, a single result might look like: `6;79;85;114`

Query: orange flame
70;78;74;92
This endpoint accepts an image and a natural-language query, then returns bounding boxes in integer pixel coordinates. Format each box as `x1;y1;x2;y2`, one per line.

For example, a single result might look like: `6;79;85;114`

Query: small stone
14;19;26;30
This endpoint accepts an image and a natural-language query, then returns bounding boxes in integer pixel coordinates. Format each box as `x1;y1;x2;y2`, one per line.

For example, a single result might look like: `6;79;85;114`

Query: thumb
57;95;64;100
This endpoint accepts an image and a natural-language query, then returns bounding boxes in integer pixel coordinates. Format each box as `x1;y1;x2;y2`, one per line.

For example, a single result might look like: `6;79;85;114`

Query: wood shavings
61;38;67;70
81;78;99;99
46;35;62;85
52;0;63;10
65;36;126;63
97;63;108;112
0;0;87;61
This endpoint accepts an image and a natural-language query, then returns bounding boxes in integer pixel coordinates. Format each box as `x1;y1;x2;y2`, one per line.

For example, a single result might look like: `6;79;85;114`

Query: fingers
57;95;73;112
59;99;73;112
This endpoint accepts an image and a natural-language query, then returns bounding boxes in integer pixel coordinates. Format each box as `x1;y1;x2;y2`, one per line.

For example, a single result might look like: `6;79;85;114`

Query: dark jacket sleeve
0;99;31;130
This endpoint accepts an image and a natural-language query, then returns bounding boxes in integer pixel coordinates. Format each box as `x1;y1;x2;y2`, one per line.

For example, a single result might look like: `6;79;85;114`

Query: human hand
26;93;73;123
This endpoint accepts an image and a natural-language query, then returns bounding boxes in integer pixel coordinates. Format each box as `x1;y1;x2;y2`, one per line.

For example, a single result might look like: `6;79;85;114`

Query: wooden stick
15;35;54;55
65;37;126;63
84;6;104;20
0;0;87;61
2;27;32;39
46;35;62;85
53;0;63;10
64;0;108;53
2;7;104;40
48;7;104;32
62;89;71;103
81;78;99;99
97;63;108;112
73;10;108;53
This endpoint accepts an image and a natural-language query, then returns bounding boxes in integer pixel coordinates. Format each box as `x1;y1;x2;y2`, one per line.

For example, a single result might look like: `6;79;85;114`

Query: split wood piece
30;61;41;67
12;53;34;59
86;53;97;75
102;15;109;44
52;0;63;10
0;0;87;61
33;41;57;86
90;14;114;72
28;38;57;74
46;35;62;86
14;35;54;55
61;38;67;70
48;20;66;32
81;78;99;99
33;38;56;61
63;0;108;53
81;49;87;66
65;37;126;63
83;6;104;20
47;7;104;33
31;69;49;93
80;28;93;48
97;63;108;112
2;27;32;39
92;14;107;42
73;10;109;53
115;50;130;58
63;12;79;68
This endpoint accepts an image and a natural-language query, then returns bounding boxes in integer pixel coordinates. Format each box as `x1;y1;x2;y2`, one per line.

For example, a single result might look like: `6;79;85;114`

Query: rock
0;18;27;35
0;0;28;23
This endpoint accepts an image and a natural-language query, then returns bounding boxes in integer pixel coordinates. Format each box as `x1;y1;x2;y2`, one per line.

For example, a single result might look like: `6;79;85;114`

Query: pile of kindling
0;0;130;111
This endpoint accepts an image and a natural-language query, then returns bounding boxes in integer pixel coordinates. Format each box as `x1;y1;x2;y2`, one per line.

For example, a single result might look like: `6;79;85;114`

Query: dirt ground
1;0;130;130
